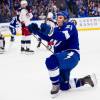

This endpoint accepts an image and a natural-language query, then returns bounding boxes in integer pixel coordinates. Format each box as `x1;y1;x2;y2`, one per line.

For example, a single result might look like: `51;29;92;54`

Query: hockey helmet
57;11;69;20
21;0;28;6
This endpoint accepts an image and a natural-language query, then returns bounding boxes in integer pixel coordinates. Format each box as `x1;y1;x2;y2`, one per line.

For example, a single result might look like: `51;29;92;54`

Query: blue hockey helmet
57;11;69;19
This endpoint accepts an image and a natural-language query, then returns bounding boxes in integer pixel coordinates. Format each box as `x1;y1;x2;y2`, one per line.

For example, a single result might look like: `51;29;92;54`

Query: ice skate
50;85;60;98
21;47;26;53
25;48;34;55
0;47;5;54
37;41;41;48
37;38;42;48
83;73;97;87
10;36;15;42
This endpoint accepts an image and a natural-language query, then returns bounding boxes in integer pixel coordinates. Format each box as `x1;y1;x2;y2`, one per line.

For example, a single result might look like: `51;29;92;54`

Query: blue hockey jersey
9;16;20;28
52;22;80;53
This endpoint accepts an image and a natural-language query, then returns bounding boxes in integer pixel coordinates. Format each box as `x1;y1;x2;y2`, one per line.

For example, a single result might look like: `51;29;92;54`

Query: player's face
57;16;65;27
21;4;27;8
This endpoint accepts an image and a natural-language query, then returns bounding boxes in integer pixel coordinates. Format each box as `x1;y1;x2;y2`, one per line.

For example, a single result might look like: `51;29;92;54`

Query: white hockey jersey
19;8;33;26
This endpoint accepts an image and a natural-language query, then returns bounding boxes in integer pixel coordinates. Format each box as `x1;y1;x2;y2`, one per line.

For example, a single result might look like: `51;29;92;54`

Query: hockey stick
32;34;54;53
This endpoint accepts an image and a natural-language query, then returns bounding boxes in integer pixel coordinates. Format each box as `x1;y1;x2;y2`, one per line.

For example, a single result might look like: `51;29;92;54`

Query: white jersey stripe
49;68;59;78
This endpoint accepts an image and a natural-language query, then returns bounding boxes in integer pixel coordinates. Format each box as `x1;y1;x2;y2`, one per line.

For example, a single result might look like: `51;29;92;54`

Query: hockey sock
25;40;31;49
21;40;26;49
49;67;60;85
69;78;85;89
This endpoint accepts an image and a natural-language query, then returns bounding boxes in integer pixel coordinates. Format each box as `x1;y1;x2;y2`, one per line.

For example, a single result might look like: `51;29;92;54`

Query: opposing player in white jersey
19;0;34;53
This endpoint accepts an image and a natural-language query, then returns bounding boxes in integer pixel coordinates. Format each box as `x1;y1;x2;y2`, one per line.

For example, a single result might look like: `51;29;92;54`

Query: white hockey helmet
21;0;28;7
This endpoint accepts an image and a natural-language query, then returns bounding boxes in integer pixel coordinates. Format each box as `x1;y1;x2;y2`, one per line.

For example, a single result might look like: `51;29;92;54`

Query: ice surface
0;31;100;100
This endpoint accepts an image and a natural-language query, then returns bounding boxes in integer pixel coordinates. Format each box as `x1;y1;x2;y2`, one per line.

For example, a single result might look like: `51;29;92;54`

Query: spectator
0;0;100;23
98;3;100;16
78;6;88;17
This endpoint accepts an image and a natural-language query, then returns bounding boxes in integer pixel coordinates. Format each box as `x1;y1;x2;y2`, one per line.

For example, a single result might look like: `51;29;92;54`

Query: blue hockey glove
40;23;51;36
28;23;40;34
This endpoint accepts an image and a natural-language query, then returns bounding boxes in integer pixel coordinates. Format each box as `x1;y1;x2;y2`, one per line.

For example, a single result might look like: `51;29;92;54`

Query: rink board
0;17;100;37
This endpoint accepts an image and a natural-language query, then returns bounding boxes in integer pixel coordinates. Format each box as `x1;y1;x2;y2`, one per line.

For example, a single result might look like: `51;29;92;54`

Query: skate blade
51;90;61;98
91;73;97;87
25;52;34;55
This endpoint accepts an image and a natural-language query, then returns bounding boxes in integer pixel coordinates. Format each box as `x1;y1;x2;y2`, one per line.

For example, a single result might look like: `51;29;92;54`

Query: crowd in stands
0;0;100;23
76;0;100;17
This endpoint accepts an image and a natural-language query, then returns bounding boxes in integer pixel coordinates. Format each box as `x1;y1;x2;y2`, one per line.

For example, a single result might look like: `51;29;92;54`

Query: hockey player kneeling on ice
28;11;97;97
19;0;34;53
0;32;5;54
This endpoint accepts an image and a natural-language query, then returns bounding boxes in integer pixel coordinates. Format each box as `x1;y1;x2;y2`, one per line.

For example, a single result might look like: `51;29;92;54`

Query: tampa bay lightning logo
54;41;62;47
